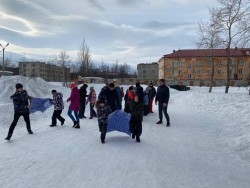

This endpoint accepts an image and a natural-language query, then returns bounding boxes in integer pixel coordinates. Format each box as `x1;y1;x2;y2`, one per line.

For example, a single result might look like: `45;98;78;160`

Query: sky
0;0;217;67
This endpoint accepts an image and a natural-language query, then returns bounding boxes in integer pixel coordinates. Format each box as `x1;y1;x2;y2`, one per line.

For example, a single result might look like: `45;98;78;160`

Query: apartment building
158;48;250;86
19;62;70;82
137;62;159;82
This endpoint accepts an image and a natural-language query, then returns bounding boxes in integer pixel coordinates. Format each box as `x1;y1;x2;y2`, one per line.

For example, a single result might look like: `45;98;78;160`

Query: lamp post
0;43;9;74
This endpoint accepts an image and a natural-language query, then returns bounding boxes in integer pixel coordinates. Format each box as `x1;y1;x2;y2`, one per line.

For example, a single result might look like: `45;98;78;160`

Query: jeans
68;109;79;123
158;102;170;123
7;111;31;137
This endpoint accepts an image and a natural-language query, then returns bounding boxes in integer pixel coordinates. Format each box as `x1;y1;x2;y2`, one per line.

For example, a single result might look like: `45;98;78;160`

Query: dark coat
97;104;112;125
11;90;30;113
98;87;119;112
52;92;64;110
135;85;144;103
130;100;144;122
79;86;88;103
149;86;156;99
155;84;170;103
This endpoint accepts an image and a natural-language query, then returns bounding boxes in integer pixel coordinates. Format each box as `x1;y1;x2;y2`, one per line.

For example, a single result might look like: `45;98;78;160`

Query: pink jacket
87;90;96;104
67;87;80;111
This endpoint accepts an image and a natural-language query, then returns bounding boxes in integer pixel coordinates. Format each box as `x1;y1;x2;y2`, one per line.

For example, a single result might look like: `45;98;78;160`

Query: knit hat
109;83;115;88
16;83;23;89
69;83;76;89
90;86;94;90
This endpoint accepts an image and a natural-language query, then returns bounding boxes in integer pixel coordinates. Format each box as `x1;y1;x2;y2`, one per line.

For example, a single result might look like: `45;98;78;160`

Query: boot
101;138;105;144
156;120;162;124
136;135;140;143
72;121;77;128
61;119;65;126
74;123;80;129
166;122;170;127
5;135;11;140
132;133;135;139
28;130;33;134
50;124;57;127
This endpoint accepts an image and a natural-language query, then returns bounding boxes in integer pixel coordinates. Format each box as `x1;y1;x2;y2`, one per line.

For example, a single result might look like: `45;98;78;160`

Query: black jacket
11;90;30;113
98;87;119;112
79;86;88;102
149;86;156;99
155;84;170;103
130;100;144;121
97;104;112;125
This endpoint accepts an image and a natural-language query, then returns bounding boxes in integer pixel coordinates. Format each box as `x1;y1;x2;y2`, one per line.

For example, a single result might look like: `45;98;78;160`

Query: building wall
159;56;250;86
137;62;159;81
19;62;70;82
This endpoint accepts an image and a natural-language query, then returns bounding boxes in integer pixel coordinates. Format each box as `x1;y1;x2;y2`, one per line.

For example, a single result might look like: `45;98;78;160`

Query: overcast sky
0;0;217;67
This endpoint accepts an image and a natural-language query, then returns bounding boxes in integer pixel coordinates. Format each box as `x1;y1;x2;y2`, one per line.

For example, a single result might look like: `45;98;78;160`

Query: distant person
98;83;119;112
129;95;144;142
49;90;65;127
135;82;144;103
124;86;135;113
96;98;112;143
115;84;122;109
148;82;156;113
67;83;80;129
86;86;97;119
155;79;170;127
79;83;88;119
143;86;150;116
5;83;33;140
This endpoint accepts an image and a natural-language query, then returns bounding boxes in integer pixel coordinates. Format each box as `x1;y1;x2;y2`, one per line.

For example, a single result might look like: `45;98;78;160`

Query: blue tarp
107;110;131;136
30;98;52;114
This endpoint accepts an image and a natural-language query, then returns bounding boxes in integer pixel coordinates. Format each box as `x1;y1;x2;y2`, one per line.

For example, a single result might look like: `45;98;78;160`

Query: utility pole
0;43;9;73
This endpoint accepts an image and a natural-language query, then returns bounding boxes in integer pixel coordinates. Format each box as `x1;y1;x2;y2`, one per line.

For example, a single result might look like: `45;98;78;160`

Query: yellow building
158;48;250;86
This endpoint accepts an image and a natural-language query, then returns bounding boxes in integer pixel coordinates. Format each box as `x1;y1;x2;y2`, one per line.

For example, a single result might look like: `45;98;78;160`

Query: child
96;98;112;143
67;83;80;129
143;86;151;116
129;95;144;142
86;86;97;119
50;90;65;127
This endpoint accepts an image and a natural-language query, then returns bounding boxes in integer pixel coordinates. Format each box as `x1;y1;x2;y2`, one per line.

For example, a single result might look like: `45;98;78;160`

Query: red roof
163;48;250;58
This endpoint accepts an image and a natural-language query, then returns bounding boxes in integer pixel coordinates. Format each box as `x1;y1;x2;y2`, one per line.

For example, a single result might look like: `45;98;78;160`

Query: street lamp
0;43;9;73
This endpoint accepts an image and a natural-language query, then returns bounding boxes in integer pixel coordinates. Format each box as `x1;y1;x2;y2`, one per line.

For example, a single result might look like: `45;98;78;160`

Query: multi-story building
19;62;70;82
137;62;159;83
158;48;250;86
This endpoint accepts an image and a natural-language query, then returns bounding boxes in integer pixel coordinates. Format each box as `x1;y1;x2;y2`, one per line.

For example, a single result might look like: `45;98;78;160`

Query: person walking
96;98;112;143
155;79;170;127
135;82;144;104
86;86;97;119
129;95;144;142
50;90;65;127
79;83;88;119
148;82;156;113
5;83;33;140
67;83;80;128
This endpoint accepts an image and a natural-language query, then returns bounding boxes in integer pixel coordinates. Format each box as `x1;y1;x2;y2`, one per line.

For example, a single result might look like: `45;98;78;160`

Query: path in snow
0;94;250;188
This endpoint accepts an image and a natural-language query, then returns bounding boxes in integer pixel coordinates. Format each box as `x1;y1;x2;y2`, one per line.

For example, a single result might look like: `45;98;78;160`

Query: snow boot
74;123;80;129
61;119;65;126
5;135;11;140
132;134;135;139
136;135;140;143
166;122;170;127
156;120;162;124
72;121;77;128
101;138;105;144
28;130;33;134
50;124;57;127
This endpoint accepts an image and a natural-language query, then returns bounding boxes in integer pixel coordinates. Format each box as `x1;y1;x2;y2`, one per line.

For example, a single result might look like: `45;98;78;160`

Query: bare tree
196;15;223;92
210;0;250;93
78;39;92;77
57;50;70;86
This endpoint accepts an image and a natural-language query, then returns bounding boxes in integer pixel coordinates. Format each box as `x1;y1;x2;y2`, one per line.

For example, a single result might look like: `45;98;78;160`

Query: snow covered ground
0;76;250;188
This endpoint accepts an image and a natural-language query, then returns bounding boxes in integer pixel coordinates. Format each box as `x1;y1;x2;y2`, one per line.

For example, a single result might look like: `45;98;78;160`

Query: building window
239;69;243;74
239;60;244;65
188;64;192;69
143;70;146;73
218;61;223;66
230;70;232;75
208;61;212;66
178;61;183;67
208;70;212;75
188;74;192;79
152;70;155;74
218;70;222;74
178;70;182;75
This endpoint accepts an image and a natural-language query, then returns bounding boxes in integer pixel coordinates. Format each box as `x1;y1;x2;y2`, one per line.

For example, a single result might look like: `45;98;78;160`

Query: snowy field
0;76;250;188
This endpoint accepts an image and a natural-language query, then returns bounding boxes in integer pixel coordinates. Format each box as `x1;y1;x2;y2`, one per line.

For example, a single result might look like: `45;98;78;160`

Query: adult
115;84;122;110
79;83;88;119
135;82;144;104
50;90;65;127
98;83;119;112
148;82;156;113
155;79;170;126
5;83;33;140
67;83;80;128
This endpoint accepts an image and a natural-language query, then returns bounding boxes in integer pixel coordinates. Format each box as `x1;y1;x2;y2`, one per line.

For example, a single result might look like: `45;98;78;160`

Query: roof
163;48;250;58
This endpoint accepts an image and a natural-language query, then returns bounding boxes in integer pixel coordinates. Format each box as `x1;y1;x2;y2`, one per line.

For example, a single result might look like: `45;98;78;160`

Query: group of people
5;79;171;144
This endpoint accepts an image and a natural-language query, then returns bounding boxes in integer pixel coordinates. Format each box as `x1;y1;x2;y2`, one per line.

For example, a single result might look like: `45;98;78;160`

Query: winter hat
109;83;115;88
69;83;76;89
136;82;140;87
51;89;57;93
15;83;23;89
159;79;165;83
83;84;88;88
90;86;94;90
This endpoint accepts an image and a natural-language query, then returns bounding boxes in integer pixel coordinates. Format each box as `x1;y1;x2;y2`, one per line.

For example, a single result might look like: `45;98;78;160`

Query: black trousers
79;102;86;118
158;102;170;123
144;105;149;115
7;111;31;137
52;110;65;125
89;103;97;118
99;123;107;140
129;120;142;136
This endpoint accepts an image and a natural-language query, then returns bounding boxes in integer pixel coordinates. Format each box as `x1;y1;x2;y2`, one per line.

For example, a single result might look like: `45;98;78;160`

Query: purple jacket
67;87;80;111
